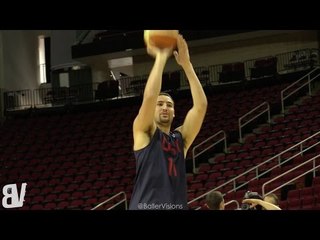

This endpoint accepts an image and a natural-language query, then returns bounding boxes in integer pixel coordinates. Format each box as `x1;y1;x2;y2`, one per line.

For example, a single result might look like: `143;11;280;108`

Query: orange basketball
144;30;179;49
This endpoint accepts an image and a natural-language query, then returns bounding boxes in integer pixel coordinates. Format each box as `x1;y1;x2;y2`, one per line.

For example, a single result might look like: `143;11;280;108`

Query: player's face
155;95;175;125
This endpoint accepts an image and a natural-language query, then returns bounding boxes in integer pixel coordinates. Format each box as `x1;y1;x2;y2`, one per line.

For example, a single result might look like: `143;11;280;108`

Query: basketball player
129;34;207;210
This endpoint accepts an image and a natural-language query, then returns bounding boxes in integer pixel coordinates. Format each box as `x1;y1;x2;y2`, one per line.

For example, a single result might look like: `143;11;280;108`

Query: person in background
263;193;280;208
205;190;225;210
242;192;281;210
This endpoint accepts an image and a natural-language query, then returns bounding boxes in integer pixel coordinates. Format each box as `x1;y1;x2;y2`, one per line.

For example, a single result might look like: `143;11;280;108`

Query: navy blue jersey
129;128;188;210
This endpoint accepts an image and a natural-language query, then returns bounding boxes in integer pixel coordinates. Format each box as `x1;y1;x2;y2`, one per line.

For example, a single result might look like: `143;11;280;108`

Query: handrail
51;62;88;71
188;129;320;207
238;101;270;143
231;131;320;192
281;67;320;113
225;199;239;209
192;130;227;173
194;199;239;210
262;153;320;196
91;191;127;210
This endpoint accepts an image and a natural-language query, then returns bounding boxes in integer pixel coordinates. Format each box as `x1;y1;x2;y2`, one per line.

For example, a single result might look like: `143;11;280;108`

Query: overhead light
108;57;133;68
72;65;81;70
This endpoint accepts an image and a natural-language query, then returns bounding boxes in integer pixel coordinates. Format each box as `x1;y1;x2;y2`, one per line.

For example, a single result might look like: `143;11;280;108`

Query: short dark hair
159;92;174;104
243;191;262;200
206;191;224;210
159;92;173;99
241;191;263;210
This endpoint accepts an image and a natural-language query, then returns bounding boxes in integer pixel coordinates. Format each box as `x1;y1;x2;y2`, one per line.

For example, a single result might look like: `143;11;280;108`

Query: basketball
144;30;179;49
